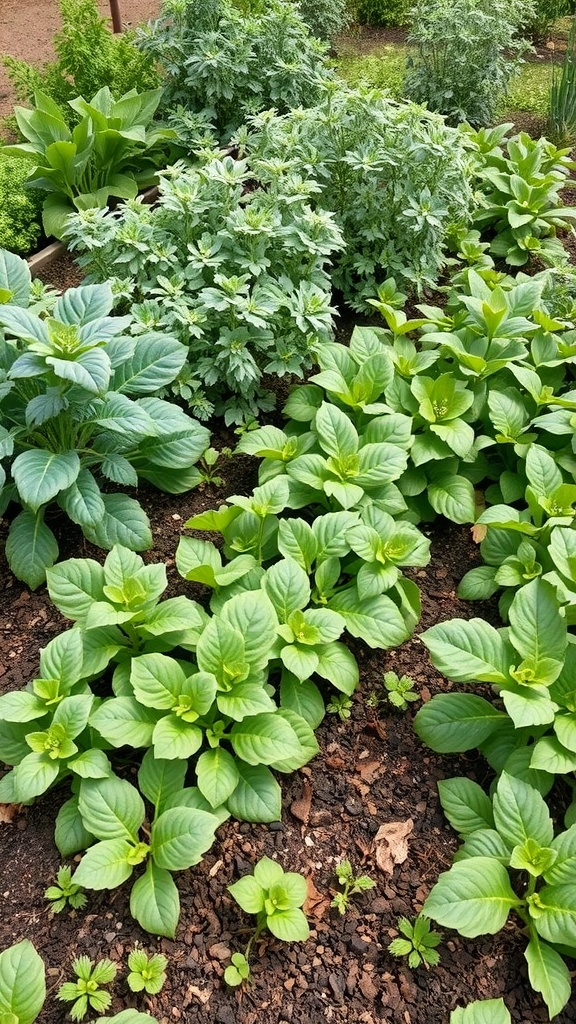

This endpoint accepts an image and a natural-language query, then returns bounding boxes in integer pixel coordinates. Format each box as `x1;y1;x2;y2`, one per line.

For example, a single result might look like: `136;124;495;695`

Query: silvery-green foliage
241;85;476;305
64;155;343;424
137;0;333;139
294;0;350;40
405;0;534;127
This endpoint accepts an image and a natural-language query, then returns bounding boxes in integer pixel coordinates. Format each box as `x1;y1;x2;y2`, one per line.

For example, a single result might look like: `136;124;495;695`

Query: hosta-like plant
425;772;576;1018
64;155;343;423
0;251;209;587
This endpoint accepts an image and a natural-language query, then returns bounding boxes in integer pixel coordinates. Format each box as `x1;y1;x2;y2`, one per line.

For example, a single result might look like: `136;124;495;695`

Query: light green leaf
263;558;310;621
196;748;240;808
428;474;476;524
82;493;152;551
414;694;507;752
129;861;180;938
493;772;553;850
137;751;187;815
524;937;571;1020
230;713;303;766
6;510;58;589
78;776;145;842
422;618;510;683
0;939;45;1024
226;762;281;822
73;838;135;889
12;449;80;513
438;778;494;837
423;858;520;936
151;807;218;871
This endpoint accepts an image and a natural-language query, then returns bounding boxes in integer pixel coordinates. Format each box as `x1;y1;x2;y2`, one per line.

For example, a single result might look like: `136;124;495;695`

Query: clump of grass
335;48;407;99
500;60;554;117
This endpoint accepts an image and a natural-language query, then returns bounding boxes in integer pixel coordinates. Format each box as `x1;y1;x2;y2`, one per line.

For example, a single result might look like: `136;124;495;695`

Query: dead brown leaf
356;758;383;784
471;523;487;544
0;803;18;823
303;875;331;920
373;819;414;874
290;778;312;824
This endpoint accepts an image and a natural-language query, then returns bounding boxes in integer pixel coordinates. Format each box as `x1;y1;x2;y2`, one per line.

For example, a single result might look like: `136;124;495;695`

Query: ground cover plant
0;155;43;255
0;249;210;587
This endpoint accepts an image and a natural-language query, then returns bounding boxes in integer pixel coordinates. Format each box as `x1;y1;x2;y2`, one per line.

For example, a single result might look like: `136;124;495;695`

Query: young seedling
330;859;375;915
44;866;87;914
57;956;117;1021
381;671;420;711
388;914;442;969
326;694;353;720
224;857;309;987
127;949;168;995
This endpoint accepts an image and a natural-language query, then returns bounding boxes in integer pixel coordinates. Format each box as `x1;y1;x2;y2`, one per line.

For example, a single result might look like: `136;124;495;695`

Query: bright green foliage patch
0;156;43;256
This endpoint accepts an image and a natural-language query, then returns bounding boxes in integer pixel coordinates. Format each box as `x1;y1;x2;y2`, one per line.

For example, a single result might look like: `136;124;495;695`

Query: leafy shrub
0;249;210;587
4;87;173;239
294;0;350;39
136;0;334;138
352;0;411;27
64;154;343;424
405;0;533;127
242;85;476;304
522;0;570;44
2;0;159;121
0;154;43;255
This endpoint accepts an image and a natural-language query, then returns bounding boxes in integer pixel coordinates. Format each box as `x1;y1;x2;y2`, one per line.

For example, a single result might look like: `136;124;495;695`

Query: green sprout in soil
326;694;353;720
388;914;442;969
127;949;168;994
367;671;420;712
330;859;375;915
44;866;87;915
57;956;117;1021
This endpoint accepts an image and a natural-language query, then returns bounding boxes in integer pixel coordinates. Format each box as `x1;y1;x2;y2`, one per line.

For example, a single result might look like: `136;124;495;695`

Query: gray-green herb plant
225;856;309;985
3;86;173;239
64;154;342;424
57;956;117;1022
405;0;533;127
424;772;576;1018
294;0;350;39
0;250;209;587
137;0;333;139
387;914;442;968
44;865;87;914
330;859;375;914
126;950;167;995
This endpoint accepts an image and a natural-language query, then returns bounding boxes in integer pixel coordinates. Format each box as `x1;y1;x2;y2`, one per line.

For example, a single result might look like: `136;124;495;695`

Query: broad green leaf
438;778;494;837
152;715;203;760
493;772;553;850
427;474;476;524
531;736;576;774
528;883;576;946
226;761;281;822
196;748;240;808
151;807;218;871
280;643;319;681
0;939;45;1024
39;627;84;685
270;708;319;773
130;653;187;709
73;838;135;889
46;557;106;624
0;248;31;306
547;823;576;885
422;618;510;683
328;589;409;649
228;875;265;914
137;751;187;815
263;558;310;621
12;752;59;800
220;591;279;670
90;698;159;749
267;907;310;942
230;713;303;766
82;493;152;551
55;794;96;856
57;469;105;528
280;674;325;729
315;402;358;458
12;449;80;513
453;829;511;864
314;642;358;695
457;567;499;601
129;861;180;938
113;333;187;394
508;579;566;678
524;937;571;1019
6;511;58;589
414;694;508;752
526;446;563;498
423;858;520;936
450;999;510;1024
69;749;112;780
79;776;145;842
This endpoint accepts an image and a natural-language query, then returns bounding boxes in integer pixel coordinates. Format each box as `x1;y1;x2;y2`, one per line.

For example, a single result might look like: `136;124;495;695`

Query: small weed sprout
44;866;87;915
225;857;309;987
388;914;442;969
330;859;375;915
57;956;117;1021
127;949;168;995
326;694;353;720
383;671;420;711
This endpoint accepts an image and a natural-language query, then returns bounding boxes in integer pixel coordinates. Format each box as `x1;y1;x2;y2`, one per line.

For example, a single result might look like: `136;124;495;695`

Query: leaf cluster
330;858;375;915
0;250;209;587
44;865;87;914
0;156;43;256
387;914;441;968
228;855;309;941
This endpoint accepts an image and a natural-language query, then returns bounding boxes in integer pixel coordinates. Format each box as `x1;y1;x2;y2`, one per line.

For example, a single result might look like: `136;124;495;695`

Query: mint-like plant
330;859;375;915
44;865;87;914
57;956;117;1022
388;914;442;968
382;671;419;711
126;950;167;995
0;252;209;587
225;856;309;985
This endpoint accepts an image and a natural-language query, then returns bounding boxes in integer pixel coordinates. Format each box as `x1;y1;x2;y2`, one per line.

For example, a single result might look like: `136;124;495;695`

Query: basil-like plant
0;940;45;1024
424;772;576;1018
3;86;172;238
0;253;210;587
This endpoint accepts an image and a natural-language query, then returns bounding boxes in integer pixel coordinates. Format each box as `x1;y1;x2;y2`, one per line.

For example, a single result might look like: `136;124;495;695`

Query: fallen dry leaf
303;875;331;920
471;523;487;544
290;778;312;824
356;758;383;784
373;819;414;874
0;804;18;823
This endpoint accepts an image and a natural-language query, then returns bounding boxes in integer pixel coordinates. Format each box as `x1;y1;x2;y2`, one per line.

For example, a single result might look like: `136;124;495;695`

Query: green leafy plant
326;694;353;719
0;940;45;1024
2;0;159;119
405;0;533;127
549;15;576;146
381;671;419;711
137;0;333;139
44;865;87;914
352;0;411;27
330;858;375;914
126;950;167;995
523;0;569;44
0;155;43;256
3;87;172;238
57;956;117;1022
294;0;350;39
424;772;576;1018
225;856;309;985
388;914;442;968
0;252;210;587
64;154;342;424
450;1000;511;1024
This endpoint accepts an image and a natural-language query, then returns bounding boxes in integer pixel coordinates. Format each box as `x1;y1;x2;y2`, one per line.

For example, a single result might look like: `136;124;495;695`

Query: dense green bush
0;155;43;255
352;0;411;27
522;0;570;44
241;85;476;304
136;0;334;139
295;0;350;39
3;0;159;122
405;0;533;127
